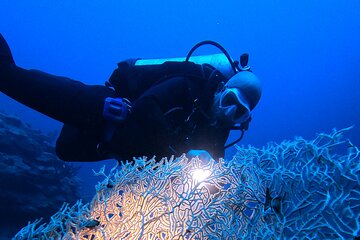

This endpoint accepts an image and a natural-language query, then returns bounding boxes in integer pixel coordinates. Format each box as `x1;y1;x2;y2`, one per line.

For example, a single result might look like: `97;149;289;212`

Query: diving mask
218;87;251;124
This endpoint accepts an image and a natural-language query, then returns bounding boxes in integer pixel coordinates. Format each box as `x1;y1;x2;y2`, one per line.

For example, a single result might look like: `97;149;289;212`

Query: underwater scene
0;0;359;239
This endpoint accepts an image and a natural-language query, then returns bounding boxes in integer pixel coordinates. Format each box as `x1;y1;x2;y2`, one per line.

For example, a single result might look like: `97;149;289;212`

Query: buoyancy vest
105;60;229;152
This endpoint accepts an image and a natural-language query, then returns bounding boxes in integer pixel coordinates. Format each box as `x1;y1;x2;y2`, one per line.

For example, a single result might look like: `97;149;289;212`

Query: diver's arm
0;34;15;66
109;76;190;160
128;76;229;159
0;34;117;130
1;66;117;129
129;75;190;136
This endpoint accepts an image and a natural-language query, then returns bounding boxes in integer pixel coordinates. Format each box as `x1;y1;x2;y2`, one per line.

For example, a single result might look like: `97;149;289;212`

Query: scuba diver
0;34;262;163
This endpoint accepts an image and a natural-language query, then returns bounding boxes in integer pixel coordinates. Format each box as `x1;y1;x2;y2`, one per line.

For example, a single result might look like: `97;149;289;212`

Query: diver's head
212;71;262;125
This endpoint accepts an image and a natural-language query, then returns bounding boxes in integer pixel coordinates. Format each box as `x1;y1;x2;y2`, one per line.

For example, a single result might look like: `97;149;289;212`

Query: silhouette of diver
0;34;261;163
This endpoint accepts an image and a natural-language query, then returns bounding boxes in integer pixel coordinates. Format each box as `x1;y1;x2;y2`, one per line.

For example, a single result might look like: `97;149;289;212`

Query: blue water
1;0;359;233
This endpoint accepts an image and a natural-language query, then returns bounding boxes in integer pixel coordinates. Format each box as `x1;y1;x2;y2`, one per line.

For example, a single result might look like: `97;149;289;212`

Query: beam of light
192;168;212;183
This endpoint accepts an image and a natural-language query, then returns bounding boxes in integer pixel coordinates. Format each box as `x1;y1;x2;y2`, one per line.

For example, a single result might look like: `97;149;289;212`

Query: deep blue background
1;1;359;201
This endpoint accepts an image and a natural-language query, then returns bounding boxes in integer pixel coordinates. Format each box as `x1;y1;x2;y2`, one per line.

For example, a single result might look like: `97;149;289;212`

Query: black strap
224;116;252;149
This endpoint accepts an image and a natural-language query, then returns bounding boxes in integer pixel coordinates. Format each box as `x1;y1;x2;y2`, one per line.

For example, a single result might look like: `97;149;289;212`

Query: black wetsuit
0;61;231;162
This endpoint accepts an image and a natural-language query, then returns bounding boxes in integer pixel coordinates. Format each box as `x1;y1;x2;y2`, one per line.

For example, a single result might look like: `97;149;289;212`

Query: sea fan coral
15;128;360;239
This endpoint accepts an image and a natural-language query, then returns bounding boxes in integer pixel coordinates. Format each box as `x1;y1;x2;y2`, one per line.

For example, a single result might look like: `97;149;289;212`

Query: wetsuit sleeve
0;66;116;129
0;65;120;162
110;76;190;159
139;76;191;113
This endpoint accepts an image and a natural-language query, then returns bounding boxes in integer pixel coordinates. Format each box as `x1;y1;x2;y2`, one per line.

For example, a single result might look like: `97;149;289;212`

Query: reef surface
0;112;81;238
13;126;360;239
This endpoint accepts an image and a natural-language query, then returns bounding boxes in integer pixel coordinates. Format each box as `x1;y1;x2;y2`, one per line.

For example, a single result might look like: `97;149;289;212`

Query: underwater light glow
192;168;212;182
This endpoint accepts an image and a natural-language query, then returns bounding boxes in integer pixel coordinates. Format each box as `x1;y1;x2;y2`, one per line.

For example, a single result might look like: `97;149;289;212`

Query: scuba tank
105;41;261;149
135;53;235;79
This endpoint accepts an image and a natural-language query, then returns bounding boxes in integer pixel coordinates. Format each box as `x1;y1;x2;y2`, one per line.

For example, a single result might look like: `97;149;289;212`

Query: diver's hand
186;149;213;163
0;33;15;66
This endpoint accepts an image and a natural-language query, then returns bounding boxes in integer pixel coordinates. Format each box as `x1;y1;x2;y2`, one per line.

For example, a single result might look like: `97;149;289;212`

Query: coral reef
0;112;81;238
14;128;360;239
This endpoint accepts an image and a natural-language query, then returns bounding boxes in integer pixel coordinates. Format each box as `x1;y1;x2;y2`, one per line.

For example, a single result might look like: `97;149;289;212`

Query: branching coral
15;128;360;239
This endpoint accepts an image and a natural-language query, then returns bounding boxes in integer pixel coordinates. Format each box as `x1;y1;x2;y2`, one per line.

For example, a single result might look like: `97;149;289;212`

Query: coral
14;128;360;239
0;112;81;238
